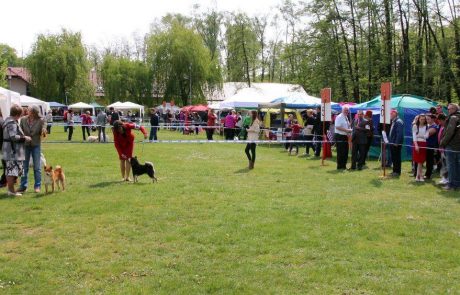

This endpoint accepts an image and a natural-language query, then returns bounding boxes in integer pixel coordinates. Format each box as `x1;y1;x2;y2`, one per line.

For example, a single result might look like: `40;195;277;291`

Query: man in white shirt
334;106;352;169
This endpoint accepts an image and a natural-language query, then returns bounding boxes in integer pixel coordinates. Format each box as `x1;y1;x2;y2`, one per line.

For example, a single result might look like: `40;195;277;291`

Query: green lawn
1;126;459;294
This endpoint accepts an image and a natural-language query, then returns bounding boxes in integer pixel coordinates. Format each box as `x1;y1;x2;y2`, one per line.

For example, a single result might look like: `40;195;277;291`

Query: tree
26;29;93;103
0;44;21;88
147;17;220;105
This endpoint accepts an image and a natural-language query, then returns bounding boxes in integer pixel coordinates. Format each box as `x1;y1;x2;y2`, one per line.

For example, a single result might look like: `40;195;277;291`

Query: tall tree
26;29;93;103
147;17;220;105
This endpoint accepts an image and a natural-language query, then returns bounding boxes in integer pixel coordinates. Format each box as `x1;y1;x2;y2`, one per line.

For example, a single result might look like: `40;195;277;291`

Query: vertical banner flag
321;88;332;122
380;82;391;124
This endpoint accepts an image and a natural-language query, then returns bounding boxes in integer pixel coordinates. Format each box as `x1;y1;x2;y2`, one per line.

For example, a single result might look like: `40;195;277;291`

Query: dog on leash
130;156;157;183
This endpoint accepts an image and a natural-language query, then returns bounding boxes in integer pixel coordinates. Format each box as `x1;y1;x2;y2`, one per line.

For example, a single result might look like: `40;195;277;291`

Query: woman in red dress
112;120;148;181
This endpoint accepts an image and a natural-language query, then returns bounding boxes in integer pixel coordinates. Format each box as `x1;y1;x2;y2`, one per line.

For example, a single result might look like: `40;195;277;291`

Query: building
6;67;31;95
89;68;104;97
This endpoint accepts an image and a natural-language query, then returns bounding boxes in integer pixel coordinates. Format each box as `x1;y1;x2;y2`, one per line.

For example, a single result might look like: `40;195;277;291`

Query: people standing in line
412;115;428;182
424;114;439;180
363;110;374;165
3;105;31;196
334;106;352;170
18;105;46;193
45;110;53;134
439;103;460;191
67;109;74;141
224;111;237;140
96;109;108;142
350;110;369;170
206;109;216;140
388;110;404;177
149;108;160;141
108;107;119;125
245;110;261;169
112;120;148;182
81;111;92;141
436;114;448;185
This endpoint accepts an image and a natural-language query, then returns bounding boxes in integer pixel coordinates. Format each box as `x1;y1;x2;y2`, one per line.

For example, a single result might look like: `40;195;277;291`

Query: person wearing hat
112;120;147;181
388;109;404;177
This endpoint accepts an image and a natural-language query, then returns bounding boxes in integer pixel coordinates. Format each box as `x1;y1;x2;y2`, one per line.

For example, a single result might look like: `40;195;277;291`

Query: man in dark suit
389;110;404;176
350;110;369;170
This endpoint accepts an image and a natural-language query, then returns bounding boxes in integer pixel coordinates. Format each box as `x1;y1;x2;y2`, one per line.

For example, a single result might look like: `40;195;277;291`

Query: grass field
1;126;459;294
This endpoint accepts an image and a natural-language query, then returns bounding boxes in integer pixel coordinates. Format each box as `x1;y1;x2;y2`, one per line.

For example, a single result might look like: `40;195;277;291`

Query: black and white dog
130;156;157;183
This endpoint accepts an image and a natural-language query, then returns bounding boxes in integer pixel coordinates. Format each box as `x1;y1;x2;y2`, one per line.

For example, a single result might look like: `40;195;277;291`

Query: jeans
245;143;256;162
149;127;158;141
445;148;460;188
20;145;41;189
98;126;106;142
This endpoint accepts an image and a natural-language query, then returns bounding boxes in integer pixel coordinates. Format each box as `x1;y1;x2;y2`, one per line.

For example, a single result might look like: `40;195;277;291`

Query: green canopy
90;102;105;109
355;94;438;111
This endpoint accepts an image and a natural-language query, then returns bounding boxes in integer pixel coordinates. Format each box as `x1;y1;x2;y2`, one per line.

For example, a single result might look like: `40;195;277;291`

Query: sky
1;0;283;56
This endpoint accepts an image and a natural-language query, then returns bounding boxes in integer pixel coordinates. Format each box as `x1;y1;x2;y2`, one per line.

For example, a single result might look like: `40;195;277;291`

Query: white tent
219;87;273;109
107;101;145;118
68;102;95;115
0;87;21;117
20;95;50;116
106;101;124;109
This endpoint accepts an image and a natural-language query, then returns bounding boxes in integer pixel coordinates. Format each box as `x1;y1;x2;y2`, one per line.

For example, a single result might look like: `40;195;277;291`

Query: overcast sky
1;0;284;56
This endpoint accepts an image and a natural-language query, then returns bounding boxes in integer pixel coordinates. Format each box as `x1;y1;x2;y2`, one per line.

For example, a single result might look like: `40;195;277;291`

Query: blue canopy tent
49;101;67;109
270;93;322;108
350;94;442;160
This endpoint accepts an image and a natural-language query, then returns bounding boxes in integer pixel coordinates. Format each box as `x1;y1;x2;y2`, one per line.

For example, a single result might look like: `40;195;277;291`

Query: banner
321;88;332;122
380;82;391;124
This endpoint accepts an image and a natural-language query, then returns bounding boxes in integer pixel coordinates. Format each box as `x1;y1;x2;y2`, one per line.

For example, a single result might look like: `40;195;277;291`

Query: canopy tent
90;102;105;110
49;101;67;108
68;102;96;115
106;101;123;109
0;87;21;117
332;102;357;111
219;87;272;109
351;94;442;160
270;92;323;108
20;95;50;116
107;101;145;119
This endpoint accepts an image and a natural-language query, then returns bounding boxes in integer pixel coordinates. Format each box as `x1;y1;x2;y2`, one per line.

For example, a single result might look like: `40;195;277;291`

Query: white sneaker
438;178;448;185
7;191;22;196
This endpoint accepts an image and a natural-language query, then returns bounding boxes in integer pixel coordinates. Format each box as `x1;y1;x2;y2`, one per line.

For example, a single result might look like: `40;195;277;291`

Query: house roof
7;67;31;83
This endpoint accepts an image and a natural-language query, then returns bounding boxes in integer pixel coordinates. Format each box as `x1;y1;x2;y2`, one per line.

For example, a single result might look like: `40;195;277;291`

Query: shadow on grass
370;179;383;188
235;168;250;174
89;181;123;188
0;194;15;200
326;169;345;175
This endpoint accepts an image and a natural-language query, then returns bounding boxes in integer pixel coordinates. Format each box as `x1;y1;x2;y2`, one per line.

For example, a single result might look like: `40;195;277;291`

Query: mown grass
0;126;459;294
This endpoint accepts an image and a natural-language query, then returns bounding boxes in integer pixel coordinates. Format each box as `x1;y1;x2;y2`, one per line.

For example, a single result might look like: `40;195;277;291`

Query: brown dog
54;165;66;191
43;165;56;193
